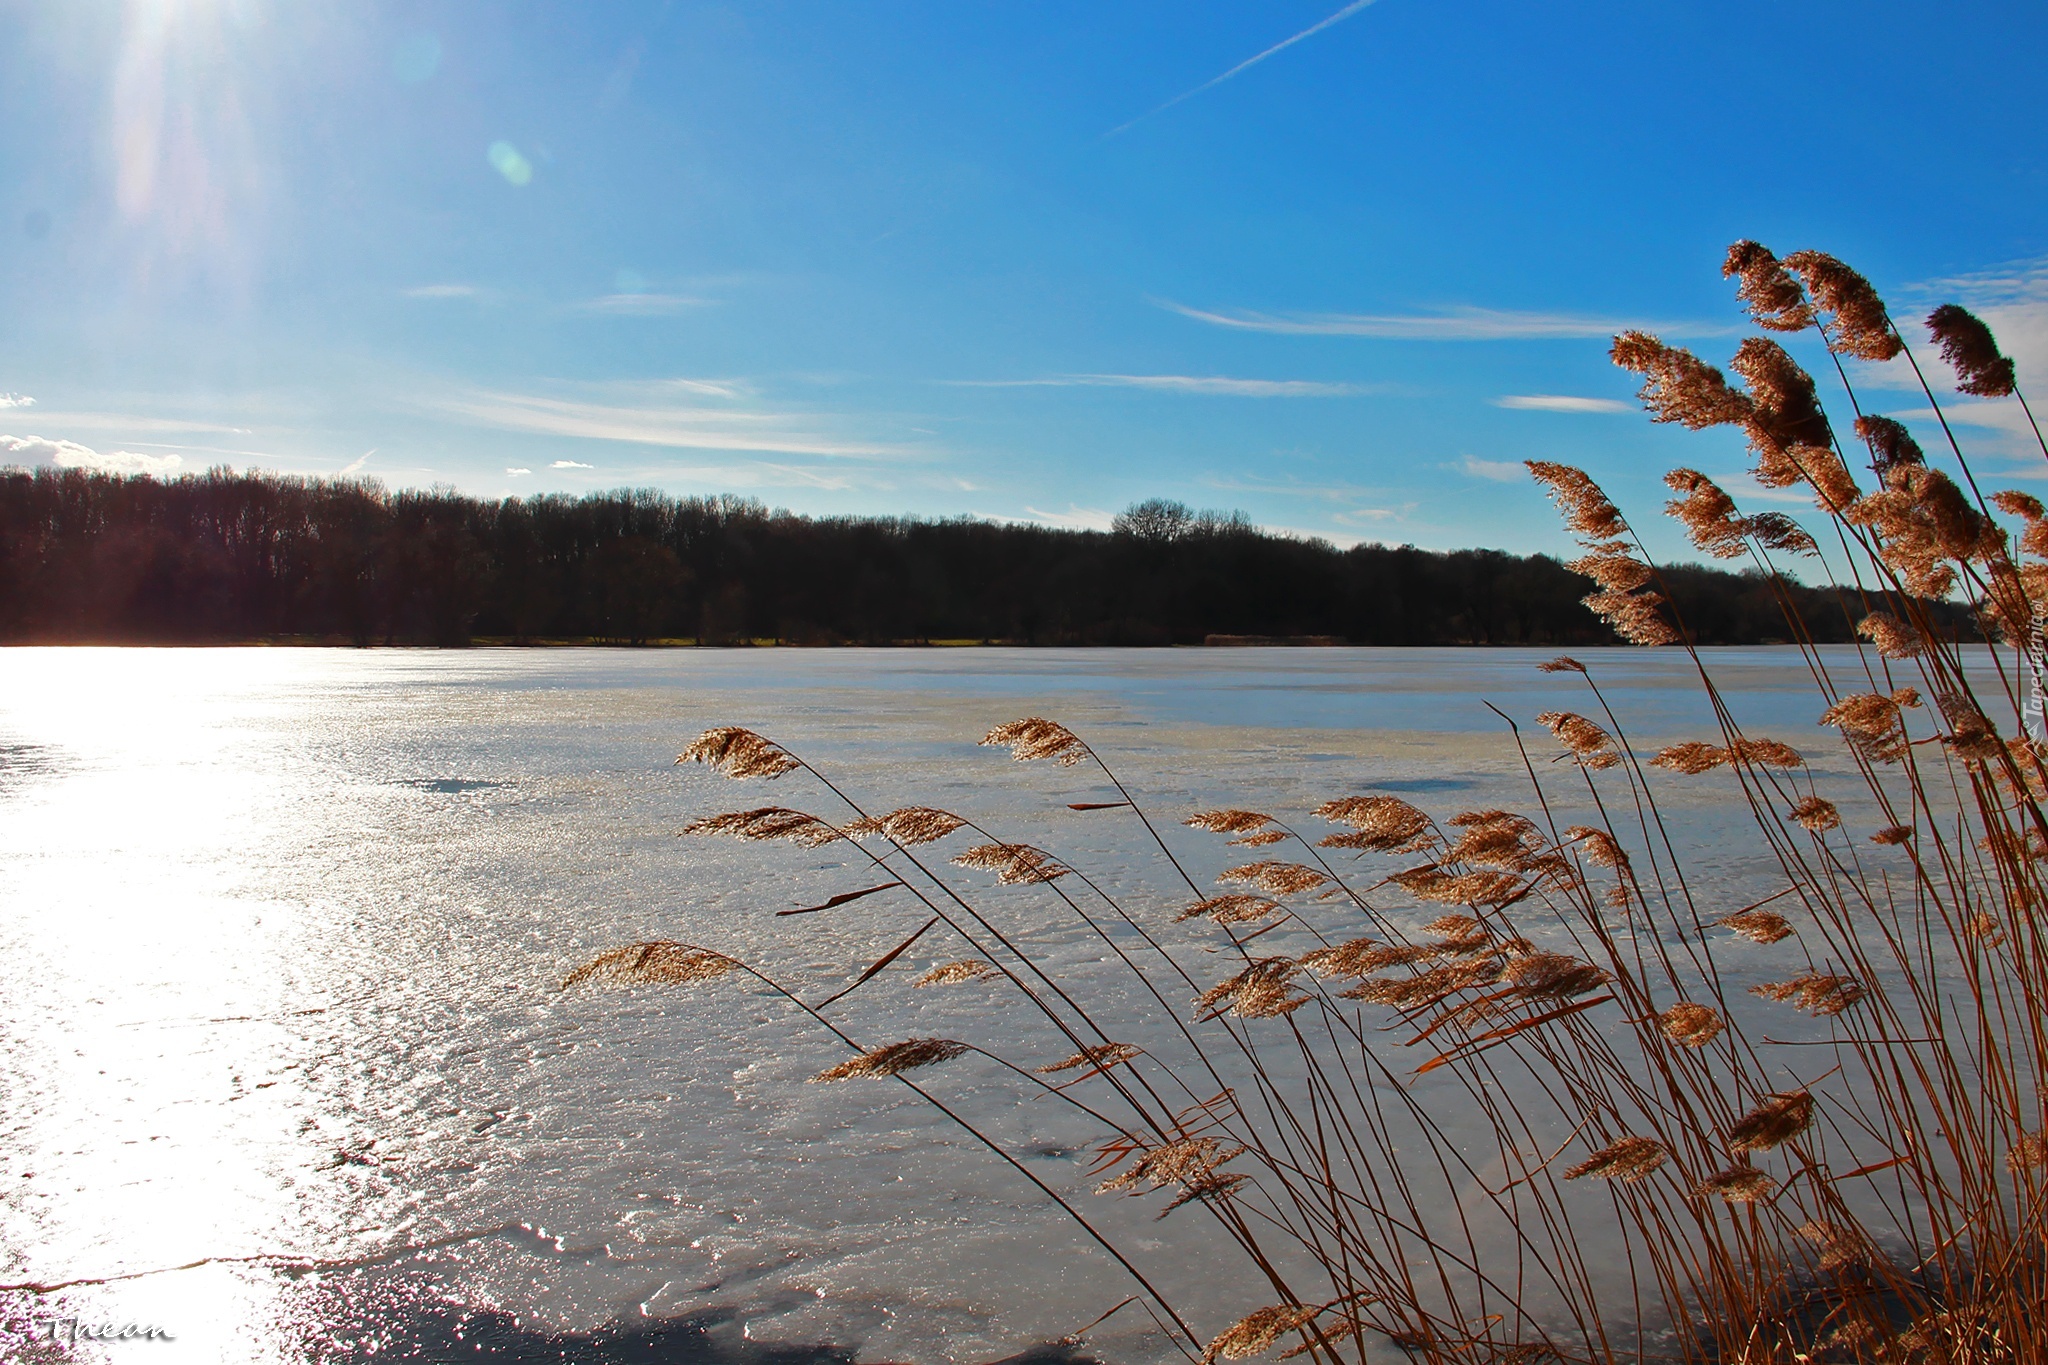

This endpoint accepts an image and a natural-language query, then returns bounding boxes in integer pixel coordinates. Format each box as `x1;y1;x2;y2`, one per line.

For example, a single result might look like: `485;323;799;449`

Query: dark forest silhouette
0;466;1898;646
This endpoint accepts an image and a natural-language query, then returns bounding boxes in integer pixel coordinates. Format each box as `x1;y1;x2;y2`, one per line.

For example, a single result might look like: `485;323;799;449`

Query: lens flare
487;141;533;187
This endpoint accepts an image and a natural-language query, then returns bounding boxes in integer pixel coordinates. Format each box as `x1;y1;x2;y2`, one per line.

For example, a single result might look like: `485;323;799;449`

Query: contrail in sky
1106;0;1382;137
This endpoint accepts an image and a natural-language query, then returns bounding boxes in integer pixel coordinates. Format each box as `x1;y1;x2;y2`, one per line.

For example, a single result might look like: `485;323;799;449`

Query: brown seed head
811;1038;970;1082
1037;1042;1142;1075
1664;468;1749;559
564;942;740;990
2009;1130;2048;1172
1314;795;1432;851
1720;909;1796;943
1216;860;1328;897
1820;691;1909;762
678;726;803;779
1581;589;1681;646
1994;489;2045;521
1729;338;1836;490
1963;912;2005;946
1195;958;1310;1021
843;806;967;846
1299;937;1434;978
1539;655;1588;673
1870;824;1914;845
1527;460;1631;539
682;806;845;847
1186;809;1275;834
980;716;1088;766
1787;796;1841;833
1502;951;1609;1000
1797;1220;1866;1273
1176;893;1285;925
1854;611;1923;660
1723;240;1815;332
1563;825;1630;871
1732;737;1805;768
1446;811;1543;869
1745;512;1820;557
1752;972;1866;1016
950;842;1070;884
1610;332;1755;429
1726;1091;1815;1152
1805;451;1863;513
1199;1304;1324;1365
1392;866;1528;907
1538;712;1622;769
1784;250;1902;362
1696;1166;1775;1203
1653;741;1728;775
913;960;995;987
1564;1136;1668;1182
1345;956;1504;1008
1855;414;1925;476
1659;1002;1725;1047
1927;304;2017;397
1567;550;1655;592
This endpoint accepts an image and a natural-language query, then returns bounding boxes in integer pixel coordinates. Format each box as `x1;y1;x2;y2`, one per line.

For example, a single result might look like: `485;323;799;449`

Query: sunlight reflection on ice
0;645;1993;1362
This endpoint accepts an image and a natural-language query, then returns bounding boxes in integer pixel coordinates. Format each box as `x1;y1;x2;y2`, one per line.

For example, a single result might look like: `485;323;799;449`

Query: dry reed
557;243;2048;1365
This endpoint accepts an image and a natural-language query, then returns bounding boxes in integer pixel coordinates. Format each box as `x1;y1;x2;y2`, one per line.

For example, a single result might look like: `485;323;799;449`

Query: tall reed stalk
562;246;2047;1364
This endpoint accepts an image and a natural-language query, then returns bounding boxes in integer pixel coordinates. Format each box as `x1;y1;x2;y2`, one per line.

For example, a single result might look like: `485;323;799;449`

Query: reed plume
563;942;739;989
844;806;967;845
677;726;803;778
1723;240;1814;332
1658;1002;1725;1047
1609;332;1753;429
1927;303;2018;397
1783;249;1903;361
981;717;1088;766
557;242;2046;1365
811;1038;970;1081
1562;1136;1667;1183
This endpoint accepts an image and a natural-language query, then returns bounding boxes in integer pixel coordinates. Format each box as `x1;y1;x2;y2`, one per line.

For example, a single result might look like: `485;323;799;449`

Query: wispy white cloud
576;293;712;316
1198;471;1413;528
506;466;532;475
953;373;1372;397
0;393;32;409
1203;471;1392;503
1019;504;1117;532
1109;0;1381;136
339;450;373;475
432;383;903;458
17;411;252;434
1330;504;1414;525
1890;402;2042;441
1454;454;1526;482
1852;255;2048;395
550;459;594;469
1717;472;1821;507
1494;394;1634;414
1163;300;1729;341
627;376;751;400
1;433;183;476
404;284;481;299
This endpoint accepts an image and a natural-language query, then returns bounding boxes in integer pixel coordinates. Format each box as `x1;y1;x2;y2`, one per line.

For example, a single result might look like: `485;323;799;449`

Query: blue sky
3;0;2046;558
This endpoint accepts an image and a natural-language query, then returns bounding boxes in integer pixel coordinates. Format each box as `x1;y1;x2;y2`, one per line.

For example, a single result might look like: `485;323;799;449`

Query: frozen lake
0;645;1985;1363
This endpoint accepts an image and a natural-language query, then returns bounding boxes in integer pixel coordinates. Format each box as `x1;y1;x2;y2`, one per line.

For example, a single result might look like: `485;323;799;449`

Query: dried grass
568;242;2048;1365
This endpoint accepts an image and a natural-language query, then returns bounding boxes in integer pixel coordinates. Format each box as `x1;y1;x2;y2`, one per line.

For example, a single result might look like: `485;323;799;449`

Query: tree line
0;467;1898;647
